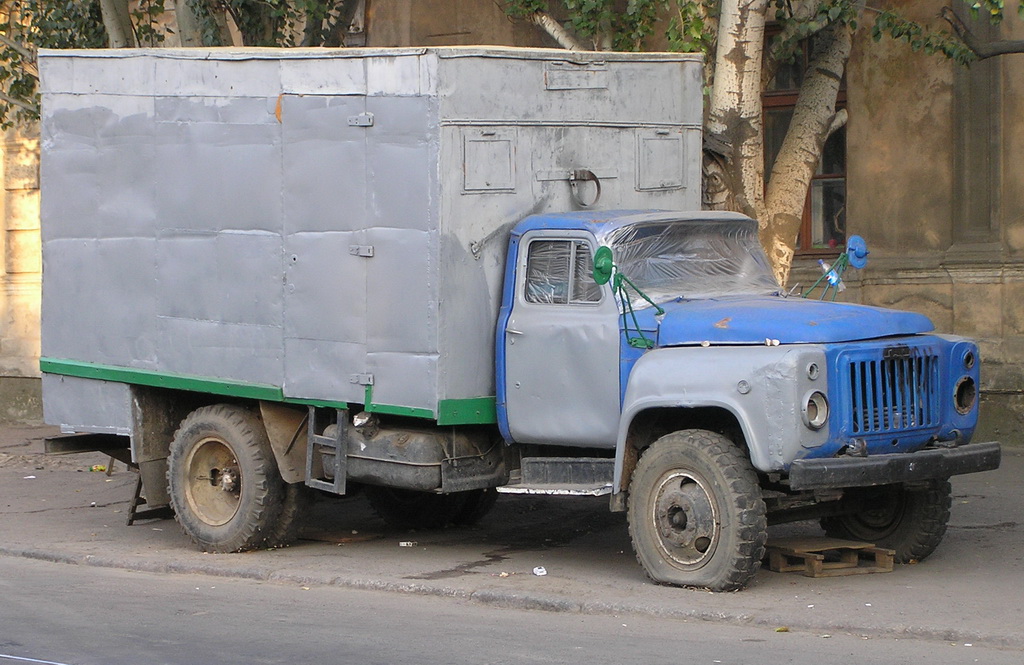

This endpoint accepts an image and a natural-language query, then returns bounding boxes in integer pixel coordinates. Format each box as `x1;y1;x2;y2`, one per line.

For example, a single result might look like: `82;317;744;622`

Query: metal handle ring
569;169;602;208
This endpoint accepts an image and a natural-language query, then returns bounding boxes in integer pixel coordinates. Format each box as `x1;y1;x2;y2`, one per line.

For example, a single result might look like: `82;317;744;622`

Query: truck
38;46;1000;591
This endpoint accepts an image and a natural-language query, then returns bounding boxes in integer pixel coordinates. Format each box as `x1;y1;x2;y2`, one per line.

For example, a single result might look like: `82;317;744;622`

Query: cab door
502;232;621;447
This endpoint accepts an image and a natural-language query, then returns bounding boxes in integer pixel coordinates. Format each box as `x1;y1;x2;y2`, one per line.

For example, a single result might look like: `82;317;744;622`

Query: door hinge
349;245;374;257
350;373;374;386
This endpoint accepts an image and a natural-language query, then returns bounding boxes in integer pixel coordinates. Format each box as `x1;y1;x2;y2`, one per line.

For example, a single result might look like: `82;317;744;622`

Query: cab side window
524;240;601;304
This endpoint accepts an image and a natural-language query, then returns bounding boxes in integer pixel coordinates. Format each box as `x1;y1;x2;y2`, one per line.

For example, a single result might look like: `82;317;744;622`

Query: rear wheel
365;486;496;529
263;482;313;548
167;405;285;552
627;430;766;591
821;480;952;562
452;488;498;526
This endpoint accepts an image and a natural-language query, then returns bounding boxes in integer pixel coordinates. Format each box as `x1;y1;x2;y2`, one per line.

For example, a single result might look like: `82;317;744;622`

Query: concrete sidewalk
1;424;1020;650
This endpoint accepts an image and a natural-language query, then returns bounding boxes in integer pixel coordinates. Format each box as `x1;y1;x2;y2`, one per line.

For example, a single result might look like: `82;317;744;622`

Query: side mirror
592;246;614;285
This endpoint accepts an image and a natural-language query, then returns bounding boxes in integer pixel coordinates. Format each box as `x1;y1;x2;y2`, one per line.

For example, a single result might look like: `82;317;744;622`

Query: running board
497;456;614;496
497;483;612;496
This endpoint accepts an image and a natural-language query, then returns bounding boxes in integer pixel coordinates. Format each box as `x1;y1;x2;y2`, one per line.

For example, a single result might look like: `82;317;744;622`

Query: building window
764;41;847;253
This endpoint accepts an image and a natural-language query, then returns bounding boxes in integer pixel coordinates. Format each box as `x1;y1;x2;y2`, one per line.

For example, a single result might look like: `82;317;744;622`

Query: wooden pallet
766;537;895;578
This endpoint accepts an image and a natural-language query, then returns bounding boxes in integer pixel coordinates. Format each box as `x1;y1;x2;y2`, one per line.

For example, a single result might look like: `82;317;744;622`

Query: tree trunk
707;0;769;222
176;0;232;46
100;0;137;48
761;18;853;286
530;12;584;50
176;0;205;46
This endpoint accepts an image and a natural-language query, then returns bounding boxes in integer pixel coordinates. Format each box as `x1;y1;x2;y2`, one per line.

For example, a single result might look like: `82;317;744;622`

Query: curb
2;544;1020;649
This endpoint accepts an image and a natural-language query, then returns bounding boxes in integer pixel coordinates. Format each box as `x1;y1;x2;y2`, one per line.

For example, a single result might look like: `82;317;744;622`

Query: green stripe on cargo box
437;397;497;425
40;358;285;401
362;384;434;420
39;359;496;424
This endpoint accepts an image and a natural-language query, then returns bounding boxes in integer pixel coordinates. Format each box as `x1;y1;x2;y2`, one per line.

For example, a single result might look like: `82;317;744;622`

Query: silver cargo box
39;46;702;431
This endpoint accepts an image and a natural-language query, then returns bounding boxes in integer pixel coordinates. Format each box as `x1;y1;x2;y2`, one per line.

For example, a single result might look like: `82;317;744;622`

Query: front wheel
627;430;767;591
167;404;285;552
820;480;952;563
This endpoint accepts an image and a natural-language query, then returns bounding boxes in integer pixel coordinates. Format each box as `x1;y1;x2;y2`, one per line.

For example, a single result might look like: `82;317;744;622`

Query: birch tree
506;0;1024;285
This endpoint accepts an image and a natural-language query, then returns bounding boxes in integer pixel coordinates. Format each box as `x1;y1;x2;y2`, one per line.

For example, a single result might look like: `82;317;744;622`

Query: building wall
367;0;547;48
0;129;42;421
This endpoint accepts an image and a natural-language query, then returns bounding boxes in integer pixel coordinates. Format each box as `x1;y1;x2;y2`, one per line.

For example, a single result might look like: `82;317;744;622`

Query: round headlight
955;376;977;415
804;391;829;430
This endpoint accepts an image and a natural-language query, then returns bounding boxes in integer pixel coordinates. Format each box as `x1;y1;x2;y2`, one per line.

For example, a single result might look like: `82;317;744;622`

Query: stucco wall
0;129;42;422
1;130;41;377
367;0;546;48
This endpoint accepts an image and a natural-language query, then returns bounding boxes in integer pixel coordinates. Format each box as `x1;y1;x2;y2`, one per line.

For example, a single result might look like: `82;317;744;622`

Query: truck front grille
844;349;940;434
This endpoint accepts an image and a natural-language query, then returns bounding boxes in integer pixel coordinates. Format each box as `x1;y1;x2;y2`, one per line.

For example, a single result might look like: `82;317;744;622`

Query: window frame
763;32;848;257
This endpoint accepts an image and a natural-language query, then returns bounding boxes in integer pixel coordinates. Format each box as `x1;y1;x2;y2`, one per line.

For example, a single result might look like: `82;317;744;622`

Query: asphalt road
0;556;1017;665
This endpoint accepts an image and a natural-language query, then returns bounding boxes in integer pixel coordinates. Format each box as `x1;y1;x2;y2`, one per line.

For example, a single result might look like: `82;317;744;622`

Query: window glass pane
767;58;803;91
764;108;792;173
571;241;602;303
817;125;846;176
810;178;846;249
525;240;570;304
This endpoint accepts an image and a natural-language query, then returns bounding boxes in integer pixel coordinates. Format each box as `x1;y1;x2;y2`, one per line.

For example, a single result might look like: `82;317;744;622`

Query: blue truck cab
496;210;1000;590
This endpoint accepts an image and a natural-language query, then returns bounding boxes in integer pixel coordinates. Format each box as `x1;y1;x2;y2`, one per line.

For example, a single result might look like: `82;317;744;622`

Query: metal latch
348;112;374;127
349;374;374;386
349;245;374;257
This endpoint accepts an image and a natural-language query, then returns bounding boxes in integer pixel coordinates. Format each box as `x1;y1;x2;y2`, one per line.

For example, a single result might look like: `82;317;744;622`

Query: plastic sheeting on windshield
599;217;780;309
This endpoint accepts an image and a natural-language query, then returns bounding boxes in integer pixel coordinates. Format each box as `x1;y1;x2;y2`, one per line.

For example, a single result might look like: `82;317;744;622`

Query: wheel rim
651;470;720;569
183;436;242;527
846;487;906;538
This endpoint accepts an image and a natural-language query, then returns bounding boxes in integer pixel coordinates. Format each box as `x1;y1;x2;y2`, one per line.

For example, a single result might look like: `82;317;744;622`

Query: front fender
613;345;829;492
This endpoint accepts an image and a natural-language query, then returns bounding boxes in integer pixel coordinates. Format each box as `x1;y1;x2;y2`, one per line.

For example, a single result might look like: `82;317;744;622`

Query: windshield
600;218;780;308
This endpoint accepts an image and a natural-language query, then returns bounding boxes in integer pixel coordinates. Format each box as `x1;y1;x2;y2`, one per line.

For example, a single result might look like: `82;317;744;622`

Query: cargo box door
281;94;370;404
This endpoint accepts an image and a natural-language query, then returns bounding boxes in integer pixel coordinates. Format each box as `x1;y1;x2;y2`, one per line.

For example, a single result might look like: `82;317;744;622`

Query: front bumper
788;441;1001;490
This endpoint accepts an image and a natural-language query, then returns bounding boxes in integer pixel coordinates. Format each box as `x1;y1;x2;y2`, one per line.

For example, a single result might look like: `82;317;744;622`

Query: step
496;482;613;496
519;456;614;485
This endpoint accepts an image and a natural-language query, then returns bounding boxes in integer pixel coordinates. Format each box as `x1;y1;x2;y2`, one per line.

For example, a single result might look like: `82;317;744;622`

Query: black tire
364;486;469;530
263;482;313;548
167;404;285;553
820;479;952;563
452;488;499;526
627;429;767;591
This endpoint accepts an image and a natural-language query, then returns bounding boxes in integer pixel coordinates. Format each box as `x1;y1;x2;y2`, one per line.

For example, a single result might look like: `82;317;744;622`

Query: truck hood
650;296;934;346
